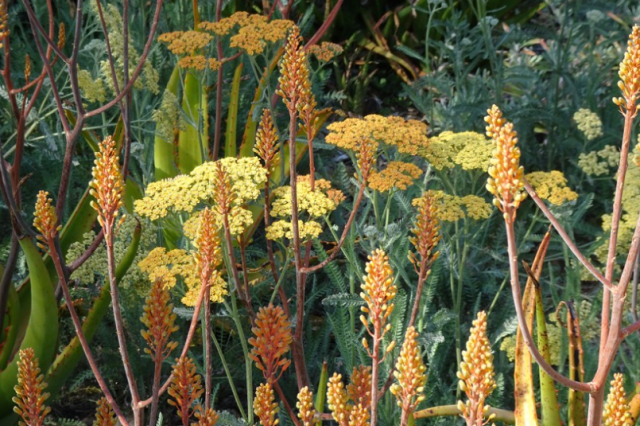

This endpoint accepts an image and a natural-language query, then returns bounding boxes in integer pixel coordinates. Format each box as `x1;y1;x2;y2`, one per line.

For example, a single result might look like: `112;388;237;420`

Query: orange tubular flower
249;304;292;382
296;386;316;426
327;373;350;426
12;348;51;426
360;249;397;351
603;373;632;426
484;105;526;222
409;194;441;273
254;109;280;171
614;25;640;114
93;397;117;426
90;136;125;242
346;366;372;409
33;191;60;249
140;278;179;362
254;383;279;426
457;311;497;426
0;0;8;49
194;207;222;285
193;406;220;426
168;356;204;426
348;404;370;426
391;327;427;426
277;25;308;113
356;138;376;182
213;161;236;217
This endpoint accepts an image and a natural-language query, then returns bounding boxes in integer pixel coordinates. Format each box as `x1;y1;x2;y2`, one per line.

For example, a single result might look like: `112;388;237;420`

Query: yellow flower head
415;191;492;222
270;176;343;219
367;161;423;193
360;249;397;345
326;114;428;156
159;30;212;55
327;373;350;426
614;25;640;112
420;131;492;171
78;69;107;103
391;327;427;415
603;373;632;426
457;311;496;425
308;42;343;62
33;191;61;247
573;108;603;141
579;145;619;176
0;0;9;49
485;105;526;220
525;171;578;205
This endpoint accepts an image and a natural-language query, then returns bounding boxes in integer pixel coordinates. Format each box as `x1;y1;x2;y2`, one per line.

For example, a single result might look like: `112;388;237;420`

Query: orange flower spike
194;207;222;284
140;278;179;362
484;105;526;222
192;406;220;426
213;161;235;217
457;311;497;426
254;109;280;171
24;55;31;83
409;194;441;272
12;348;51;426
0;0;8;49
603;373;633;426
360;249;397;346
248;304;292;382
346;366;372;409
614;25;640;113
327;373;350;426
93;397;117;426
356;138;376;182
90;136;125;241
33;191;61;249
277;25;307;112
296;386;316;426
391;327;427;425
57;23;65;49
254;383;279;426
168;356;204;426
348;404;370;426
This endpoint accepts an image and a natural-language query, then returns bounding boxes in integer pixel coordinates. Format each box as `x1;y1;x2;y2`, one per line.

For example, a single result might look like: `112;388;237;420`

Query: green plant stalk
224;63;244;158
227;294;253;425
210;328;247;421
314;361;328;426
269;251;291;304
154;66;181;180
178;70;207;174
0;282;20;370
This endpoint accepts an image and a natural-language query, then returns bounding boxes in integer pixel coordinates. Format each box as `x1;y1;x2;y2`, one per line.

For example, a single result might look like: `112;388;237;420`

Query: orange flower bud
12;348;51;426
249;304;292;382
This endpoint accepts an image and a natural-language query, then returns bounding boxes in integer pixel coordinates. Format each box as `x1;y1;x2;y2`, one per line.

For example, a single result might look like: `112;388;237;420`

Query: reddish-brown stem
524;181;612;290
304;0;345;48
370;321;381;426
19;0;69;62
222;215;255;319
239;244;252;307
48;240;129;426
147;356;163;426
299;181;366;274
601;108;635;353
212;0;224;160
105;235;142;425
503;212;593;393
204;283;212;408
273;381;301;426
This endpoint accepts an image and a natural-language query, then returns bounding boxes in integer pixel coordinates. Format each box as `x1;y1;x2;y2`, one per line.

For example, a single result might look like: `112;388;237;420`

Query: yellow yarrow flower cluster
78;69;107;103
367;161;423;193
138;247;228;306
308;42;343;62
158;30;213;55
500;320;562;365
135;157;266;235
267;176;343;241
153;90;183;142
573;108;603;141
578;145;619;176
326;114;428;155
525;171;578;205
199;13;294;56
420;131;493;171
414;190;493;222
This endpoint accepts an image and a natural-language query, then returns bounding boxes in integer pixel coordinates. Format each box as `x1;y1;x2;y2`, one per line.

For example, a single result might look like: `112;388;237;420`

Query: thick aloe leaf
0;238;59;418
629;384;640;424
528;233;562;426
45;222;141;397
0;284;20;370
178;71;207;174
565;302;586;426
154;66;181;180
224;63;244;158
514;233;550;426
238;48;284;158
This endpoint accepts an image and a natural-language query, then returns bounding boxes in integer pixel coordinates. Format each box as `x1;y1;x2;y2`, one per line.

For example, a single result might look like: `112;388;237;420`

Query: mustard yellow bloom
367;161;423;193
573;108;603;141
391;327;427;419
159;30;212;55
266;220;323;242
603;373;632;426
308;42;343;62
78;69;107;103
414;191;492;222
525;171;578;205
420;131;492;171
270;176;343;219
578;145;619;176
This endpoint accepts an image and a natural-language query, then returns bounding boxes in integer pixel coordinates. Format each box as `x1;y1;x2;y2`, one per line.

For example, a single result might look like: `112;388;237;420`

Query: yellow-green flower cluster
153;90;183;142
414;190;493;222
367;161;423;193
199;12;294;56
308;42;343;62
135;157;266;235
500;320;562;365
158;30;213;55
78;69;107;103
89;3;159;95
573;108;603;141
138;246;228;306
267;176;343;242
578;145;619;176
326;114;428;155
525;171;578;205
420;131;493;172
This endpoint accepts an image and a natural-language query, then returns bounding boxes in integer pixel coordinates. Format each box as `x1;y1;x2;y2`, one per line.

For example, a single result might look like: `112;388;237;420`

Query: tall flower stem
210;329;247;420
